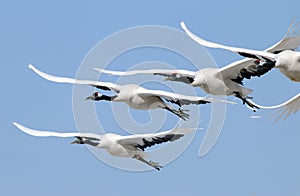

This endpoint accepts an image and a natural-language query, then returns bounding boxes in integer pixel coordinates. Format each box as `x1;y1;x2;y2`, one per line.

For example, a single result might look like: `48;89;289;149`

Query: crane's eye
94;92;99;96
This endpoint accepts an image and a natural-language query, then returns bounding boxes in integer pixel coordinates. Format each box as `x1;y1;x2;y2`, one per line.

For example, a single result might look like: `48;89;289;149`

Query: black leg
163;106;190;121
133;155;162;171
233;91;259;110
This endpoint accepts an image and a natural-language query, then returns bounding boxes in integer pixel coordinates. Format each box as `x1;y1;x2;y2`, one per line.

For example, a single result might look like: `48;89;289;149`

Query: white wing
94;68;196;84
249;93;300;121
94;68;194;76
138;89;236;106
28;64;121;92
266;20;300;53
117;127;195;151
13;122;102;140
180;21;277;62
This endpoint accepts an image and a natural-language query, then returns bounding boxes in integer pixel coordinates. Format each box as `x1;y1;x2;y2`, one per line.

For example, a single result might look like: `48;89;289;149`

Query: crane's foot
177;108;190;121
149;161;163;171
164;107;190;121
133;155;163;171
233;92;260;111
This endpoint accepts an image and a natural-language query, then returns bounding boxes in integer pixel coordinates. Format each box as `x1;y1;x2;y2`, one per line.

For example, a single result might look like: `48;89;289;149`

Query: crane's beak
71;140;78;144
71;139;80;144
85;95;94;100
71;137;83;144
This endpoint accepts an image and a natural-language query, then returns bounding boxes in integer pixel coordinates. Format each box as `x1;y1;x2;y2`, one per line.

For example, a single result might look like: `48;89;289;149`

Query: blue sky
2;0;300;195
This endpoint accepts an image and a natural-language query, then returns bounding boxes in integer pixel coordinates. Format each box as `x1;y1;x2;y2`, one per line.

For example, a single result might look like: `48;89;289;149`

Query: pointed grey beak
85;96;94;101
71;137;83;144
71;139;80;144
71;140;78;144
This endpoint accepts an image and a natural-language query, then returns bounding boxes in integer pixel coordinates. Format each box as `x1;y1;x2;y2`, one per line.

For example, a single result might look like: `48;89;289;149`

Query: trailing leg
133;155;162;171
233;91;260;111
163;106;190;121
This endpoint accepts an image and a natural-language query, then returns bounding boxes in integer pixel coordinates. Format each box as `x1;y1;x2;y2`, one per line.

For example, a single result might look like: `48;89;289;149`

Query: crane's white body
191;68;252;96
95;133;144;158
111;84;167;110
275;50;300;81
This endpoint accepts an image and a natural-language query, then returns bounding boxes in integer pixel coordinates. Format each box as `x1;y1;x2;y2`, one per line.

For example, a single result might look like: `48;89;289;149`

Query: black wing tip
199;100;210;105
168;134;184;141
165;98;210;107
164;98;182;107
232;61;275;84
135;134;184;151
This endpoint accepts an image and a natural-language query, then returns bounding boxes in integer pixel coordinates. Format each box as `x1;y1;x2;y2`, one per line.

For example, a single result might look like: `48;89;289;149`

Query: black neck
83;140;99;147
95;95;116;101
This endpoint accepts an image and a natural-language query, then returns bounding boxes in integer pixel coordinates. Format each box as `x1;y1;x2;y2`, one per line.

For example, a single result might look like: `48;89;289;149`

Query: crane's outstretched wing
13;122;102;141
138;89;235;106
28;64;121;92
94;68;196;84
117;127;195;151
181;21;300;83
266;20;300;53
181;21;276;61
249;93;300;122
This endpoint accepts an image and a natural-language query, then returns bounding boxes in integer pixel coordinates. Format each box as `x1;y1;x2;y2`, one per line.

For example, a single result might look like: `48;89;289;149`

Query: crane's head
71;137;100;147
85;92;103;101
71;137;84;144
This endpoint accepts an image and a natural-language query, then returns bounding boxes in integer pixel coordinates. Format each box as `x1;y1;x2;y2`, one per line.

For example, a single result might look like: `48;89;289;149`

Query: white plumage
13;122;196;170
29;64;235;121
180;21;300;82
94;22;300;110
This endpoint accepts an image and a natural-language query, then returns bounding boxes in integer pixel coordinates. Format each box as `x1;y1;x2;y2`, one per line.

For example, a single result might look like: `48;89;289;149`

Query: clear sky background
2;0;300;195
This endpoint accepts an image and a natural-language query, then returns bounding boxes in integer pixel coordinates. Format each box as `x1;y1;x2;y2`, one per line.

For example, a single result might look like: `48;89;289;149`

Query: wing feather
248;93;300;122
266;20;300;53
13;122;102;140
117;128;195;151
180;21;276;62
94;68;196;84
28;64;121;92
